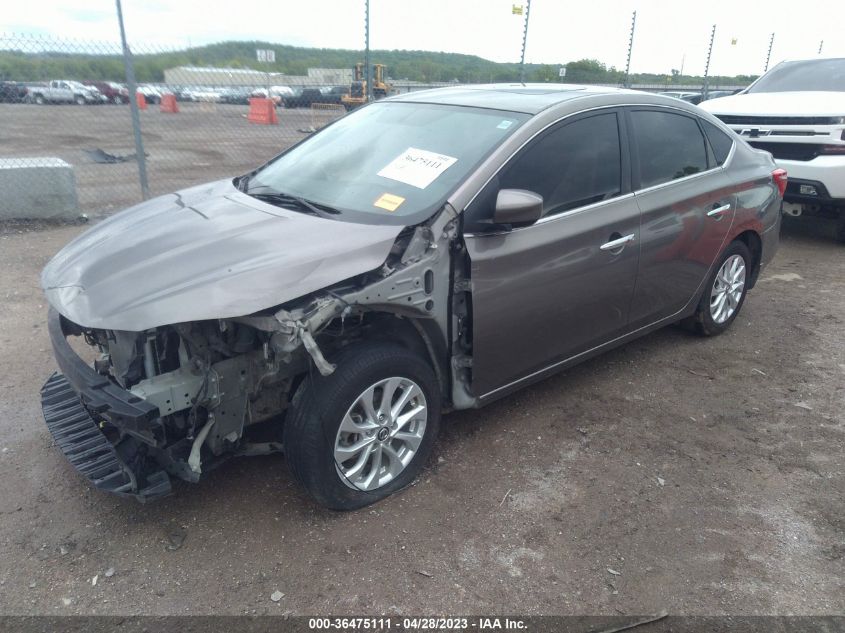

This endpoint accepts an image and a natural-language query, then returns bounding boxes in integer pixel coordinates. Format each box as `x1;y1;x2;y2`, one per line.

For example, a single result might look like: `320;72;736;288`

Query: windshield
245;102;530;224
748;58;845;93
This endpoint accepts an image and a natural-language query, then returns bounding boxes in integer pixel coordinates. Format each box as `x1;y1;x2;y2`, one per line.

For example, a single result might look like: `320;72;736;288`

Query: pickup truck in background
700;57;845;242
26;80;107;105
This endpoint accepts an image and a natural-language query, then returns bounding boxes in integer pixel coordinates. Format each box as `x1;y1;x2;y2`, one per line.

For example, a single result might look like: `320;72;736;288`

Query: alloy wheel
334;377;428;491
710;254;746;324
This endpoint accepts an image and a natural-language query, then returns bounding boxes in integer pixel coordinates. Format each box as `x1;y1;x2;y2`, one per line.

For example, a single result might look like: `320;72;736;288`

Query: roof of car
386;83;678;114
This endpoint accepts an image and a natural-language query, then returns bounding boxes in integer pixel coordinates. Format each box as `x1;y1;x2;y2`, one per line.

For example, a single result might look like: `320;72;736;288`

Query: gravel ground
0;102;336;217
0;216;842;617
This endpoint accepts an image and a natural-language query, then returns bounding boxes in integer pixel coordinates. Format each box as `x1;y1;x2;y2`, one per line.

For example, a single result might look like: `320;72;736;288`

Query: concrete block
0;158;80;220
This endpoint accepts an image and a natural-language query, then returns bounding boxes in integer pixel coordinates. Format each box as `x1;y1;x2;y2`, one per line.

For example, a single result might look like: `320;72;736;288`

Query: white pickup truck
26;80;107;105
700;57;845;241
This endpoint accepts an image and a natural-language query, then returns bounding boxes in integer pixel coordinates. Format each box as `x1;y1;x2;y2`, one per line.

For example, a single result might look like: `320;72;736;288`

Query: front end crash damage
41;206;473;501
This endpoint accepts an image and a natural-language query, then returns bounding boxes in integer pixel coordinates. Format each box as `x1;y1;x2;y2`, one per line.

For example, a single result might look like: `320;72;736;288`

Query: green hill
0;40;756;87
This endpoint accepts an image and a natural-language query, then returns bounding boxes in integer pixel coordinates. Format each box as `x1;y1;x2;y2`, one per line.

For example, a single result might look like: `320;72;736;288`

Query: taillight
772;168;788;197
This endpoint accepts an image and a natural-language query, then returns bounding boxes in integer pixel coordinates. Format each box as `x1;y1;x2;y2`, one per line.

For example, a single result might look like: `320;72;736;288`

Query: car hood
700;91;845;117
42;179;403;331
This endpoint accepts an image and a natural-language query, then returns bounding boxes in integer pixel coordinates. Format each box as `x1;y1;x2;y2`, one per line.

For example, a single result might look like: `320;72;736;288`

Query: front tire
284;343;441;510
691;240;752;336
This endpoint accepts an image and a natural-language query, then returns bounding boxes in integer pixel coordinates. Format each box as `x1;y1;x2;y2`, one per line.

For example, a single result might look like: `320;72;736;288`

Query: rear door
463;109;641;397
627;107;736;328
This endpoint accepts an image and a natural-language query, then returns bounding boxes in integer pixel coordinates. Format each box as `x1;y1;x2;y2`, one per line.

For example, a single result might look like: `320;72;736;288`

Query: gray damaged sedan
41;85;785;509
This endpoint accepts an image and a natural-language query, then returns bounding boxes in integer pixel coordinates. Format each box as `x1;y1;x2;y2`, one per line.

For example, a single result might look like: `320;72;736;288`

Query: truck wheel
75;95;86;105
284;343;441;510
690;240;752;336
112;95;123;105
34;94;45;105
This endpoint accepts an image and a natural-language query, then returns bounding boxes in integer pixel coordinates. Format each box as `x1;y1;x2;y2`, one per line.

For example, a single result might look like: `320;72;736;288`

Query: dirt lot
0;216;843;617
0;102;336;216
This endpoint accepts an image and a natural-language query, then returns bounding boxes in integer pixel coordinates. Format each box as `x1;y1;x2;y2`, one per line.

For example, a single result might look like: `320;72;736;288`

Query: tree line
0;40;756;87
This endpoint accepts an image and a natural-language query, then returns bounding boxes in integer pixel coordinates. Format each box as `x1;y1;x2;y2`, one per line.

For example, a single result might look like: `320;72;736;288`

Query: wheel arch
353;312;450;406
731;229;763;289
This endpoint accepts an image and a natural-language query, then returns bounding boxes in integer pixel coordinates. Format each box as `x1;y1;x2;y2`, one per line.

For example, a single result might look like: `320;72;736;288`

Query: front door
463;110;641;397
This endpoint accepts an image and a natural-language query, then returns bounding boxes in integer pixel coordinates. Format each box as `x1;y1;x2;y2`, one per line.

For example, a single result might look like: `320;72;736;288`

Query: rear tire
75;95;86;105
690;240;752;336
284;343;440;510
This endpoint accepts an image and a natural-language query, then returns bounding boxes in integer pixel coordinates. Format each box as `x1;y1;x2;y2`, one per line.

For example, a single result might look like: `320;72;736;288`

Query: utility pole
764;32;775;72
115;0;149;200
702;24;716;101
519;0;532;83
364;0;372;101
818;40;824;55
623;10;636;88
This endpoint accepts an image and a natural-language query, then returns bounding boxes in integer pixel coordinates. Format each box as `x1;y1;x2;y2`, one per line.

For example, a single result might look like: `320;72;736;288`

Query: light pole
519;0;532;83
115;0;149;200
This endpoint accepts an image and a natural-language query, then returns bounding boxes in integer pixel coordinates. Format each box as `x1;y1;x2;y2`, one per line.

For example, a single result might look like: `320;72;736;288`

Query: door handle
707;204;731;218
600;233;636;251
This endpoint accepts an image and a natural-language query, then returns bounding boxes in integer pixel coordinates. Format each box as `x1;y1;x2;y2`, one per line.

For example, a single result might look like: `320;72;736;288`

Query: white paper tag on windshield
377;147;458;189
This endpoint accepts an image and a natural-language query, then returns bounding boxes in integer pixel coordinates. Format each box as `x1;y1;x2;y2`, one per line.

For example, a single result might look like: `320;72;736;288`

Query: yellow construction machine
341;63;390;110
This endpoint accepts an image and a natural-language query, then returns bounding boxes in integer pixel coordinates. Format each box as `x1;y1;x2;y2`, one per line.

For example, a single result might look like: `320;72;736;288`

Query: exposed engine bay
50;205;474;497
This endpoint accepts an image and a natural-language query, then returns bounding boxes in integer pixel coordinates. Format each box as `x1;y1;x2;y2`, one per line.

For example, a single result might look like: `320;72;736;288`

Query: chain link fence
0;33;447;220
0;32;747;221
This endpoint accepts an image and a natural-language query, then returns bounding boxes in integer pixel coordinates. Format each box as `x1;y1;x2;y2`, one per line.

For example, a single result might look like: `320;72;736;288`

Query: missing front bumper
40;372;172;502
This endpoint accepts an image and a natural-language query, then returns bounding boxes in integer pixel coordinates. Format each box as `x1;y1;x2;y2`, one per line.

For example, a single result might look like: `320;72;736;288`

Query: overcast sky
3;0;844;77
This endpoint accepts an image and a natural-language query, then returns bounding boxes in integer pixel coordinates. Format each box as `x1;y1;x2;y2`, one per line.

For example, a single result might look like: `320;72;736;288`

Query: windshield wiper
246;190;341;218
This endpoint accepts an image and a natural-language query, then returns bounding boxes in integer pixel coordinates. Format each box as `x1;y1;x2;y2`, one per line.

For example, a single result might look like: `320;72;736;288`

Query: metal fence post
364;0;372;102
115;0;149;200
764;33;775;73
702;24;716;101
623;10;637;88
519;0;532;83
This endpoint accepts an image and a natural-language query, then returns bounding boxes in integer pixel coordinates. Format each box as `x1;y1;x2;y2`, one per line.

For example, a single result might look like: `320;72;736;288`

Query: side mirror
493;189;545;227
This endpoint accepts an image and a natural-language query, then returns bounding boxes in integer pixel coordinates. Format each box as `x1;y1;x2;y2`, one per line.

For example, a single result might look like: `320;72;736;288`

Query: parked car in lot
283;87;324;108
702;90;738;101
27;80;106;105
136;84;162;104
251;85;294;105
218;86;253;104
320;85;349;105
84;80;129;104
0;80;28;103
40;85;784;508
184;86;222;102
701;57;845;241
662;91;703;105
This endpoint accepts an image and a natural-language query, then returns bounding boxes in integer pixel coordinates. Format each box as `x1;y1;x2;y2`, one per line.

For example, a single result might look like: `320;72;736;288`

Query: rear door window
631;110;709;188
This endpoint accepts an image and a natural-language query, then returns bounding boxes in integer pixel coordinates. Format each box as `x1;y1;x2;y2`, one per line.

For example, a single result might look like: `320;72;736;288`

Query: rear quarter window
701;120;734;166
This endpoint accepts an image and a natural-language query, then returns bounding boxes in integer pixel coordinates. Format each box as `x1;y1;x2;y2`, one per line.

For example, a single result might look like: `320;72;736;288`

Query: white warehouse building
163;66;353;87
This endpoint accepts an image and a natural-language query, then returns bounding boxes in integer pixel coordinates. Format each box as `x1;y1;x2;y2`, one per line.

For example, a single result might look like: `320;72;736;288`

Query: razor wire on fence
0;32;746;221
